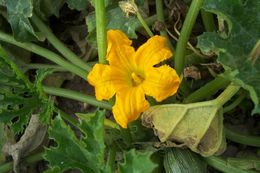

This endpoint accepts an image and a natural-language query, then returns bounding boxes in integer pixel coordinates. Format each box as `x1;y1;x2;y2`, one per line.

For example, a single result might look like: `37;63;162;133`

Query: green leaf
119;149;157;173
0;46;52;134
5;0;39;41
65;0;87;11
197;0;260;114
142;101;226;157
0;0;4;6
44;110;107;173
86;7;140;45
33;0;64;19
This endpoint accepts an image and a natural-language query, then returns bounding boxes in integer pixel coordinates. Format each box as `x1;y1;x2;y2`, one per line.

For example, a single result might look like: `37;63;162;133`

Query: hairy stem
95;0;107;64
31;14;91;72
174;0;204;75
0;31;87;79
43;86;112;110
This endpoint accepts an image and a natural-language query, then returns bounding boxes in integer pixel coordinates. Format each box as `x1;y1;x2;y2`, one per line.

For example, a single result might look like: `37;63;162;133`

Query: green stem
0;31;87;79
174;0;204;75
214;84;240;107
106;146;117;172
223;91;246;113
43;86;112;110
184;76;230;103
26;63;66;71
95;0;107;64
204;156;258;173
137;12;154;37
31;14;91;72
200;9;216;32
155;0;174;50
0;151;43;173
225;127;260;147
54;107;79;127
104;119;120;129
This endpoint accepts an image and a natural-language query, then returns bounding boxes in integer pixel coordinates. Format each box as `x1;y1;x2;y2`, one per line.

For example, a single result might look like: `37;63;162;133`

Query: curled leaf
2;114;47;173
141;101;226;157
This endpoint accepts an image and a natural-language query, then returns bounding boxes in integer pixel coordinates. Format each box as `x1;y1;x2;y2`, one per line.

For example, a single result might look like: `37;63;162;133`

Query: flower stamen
131;72;144;86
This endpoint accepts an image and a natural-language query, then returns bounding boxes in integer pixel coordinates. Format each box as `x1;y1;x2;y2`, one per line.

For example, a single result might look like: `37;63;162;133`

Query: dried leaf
142;101;226;157
2;114;47;173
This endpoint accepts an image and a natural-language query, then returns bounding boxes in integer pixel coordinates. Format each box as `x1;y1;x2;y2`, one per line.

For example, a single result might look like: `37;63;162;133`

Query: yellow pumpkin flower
87;30;180;128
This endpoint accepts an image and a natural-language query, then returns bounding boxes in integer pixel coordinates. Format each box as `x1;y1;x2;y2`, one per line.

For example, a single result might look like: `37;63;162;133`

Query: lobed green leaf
44;110;108;173
197;0;260;114
119;149;157;173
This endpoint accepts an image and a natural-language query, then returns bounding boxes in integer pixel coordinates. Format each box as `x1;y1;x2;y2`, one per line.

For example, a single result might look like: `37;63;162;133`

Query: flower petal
87;64;115;100
135;35;172;70
112;87;149;128
143;65;180;102
106;30;136;70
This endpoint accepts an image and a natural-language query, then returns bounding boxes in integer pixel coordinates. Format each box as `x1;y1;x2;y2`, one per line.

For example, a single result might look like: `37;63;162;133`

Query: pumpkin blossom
87;30;180;128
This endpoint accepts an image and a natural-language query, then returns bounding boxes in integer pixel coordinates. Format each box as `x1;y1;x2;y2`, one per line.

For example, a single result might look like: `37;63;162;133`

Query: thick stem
214;84;240;107
43;86;112;110
155;0;174;50
204;156;258;173
0;151;43;173
137;12;154;37
174;0;204;75
31;14;91;72
0;32;87;79
95;0;107;64
225;127;260;147
184;76;230;103
200;9;216;32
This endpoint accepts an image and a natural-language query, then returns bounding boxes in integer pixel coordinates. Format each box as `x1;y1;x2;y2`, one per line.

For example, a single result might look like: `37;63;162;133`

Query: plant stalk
0;32;87;79
184;76;230;103
31;14;91;72
204;156;258;173
95;0;107;64
43;86;112;110
223;91;246;113
137;12;154;37
155;0;174;50
214;84;240;107
174;0;204;75
225;127;260;147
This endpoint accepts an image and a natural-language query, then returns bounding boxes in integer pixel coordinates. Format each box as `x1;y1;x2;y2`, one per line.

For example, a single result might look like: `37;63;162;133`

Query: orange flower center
131;72;144;86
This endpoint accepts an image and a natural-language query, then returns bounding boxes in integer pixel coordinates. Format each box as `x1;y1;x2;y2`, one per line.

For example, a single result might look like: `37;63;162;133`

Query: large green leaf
197;0;260;114
0;46;52;134
65;0;87;11
142;101;226;157
119;149;157;173
4;0;39;41
33;0;64;19
44;110;107;173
